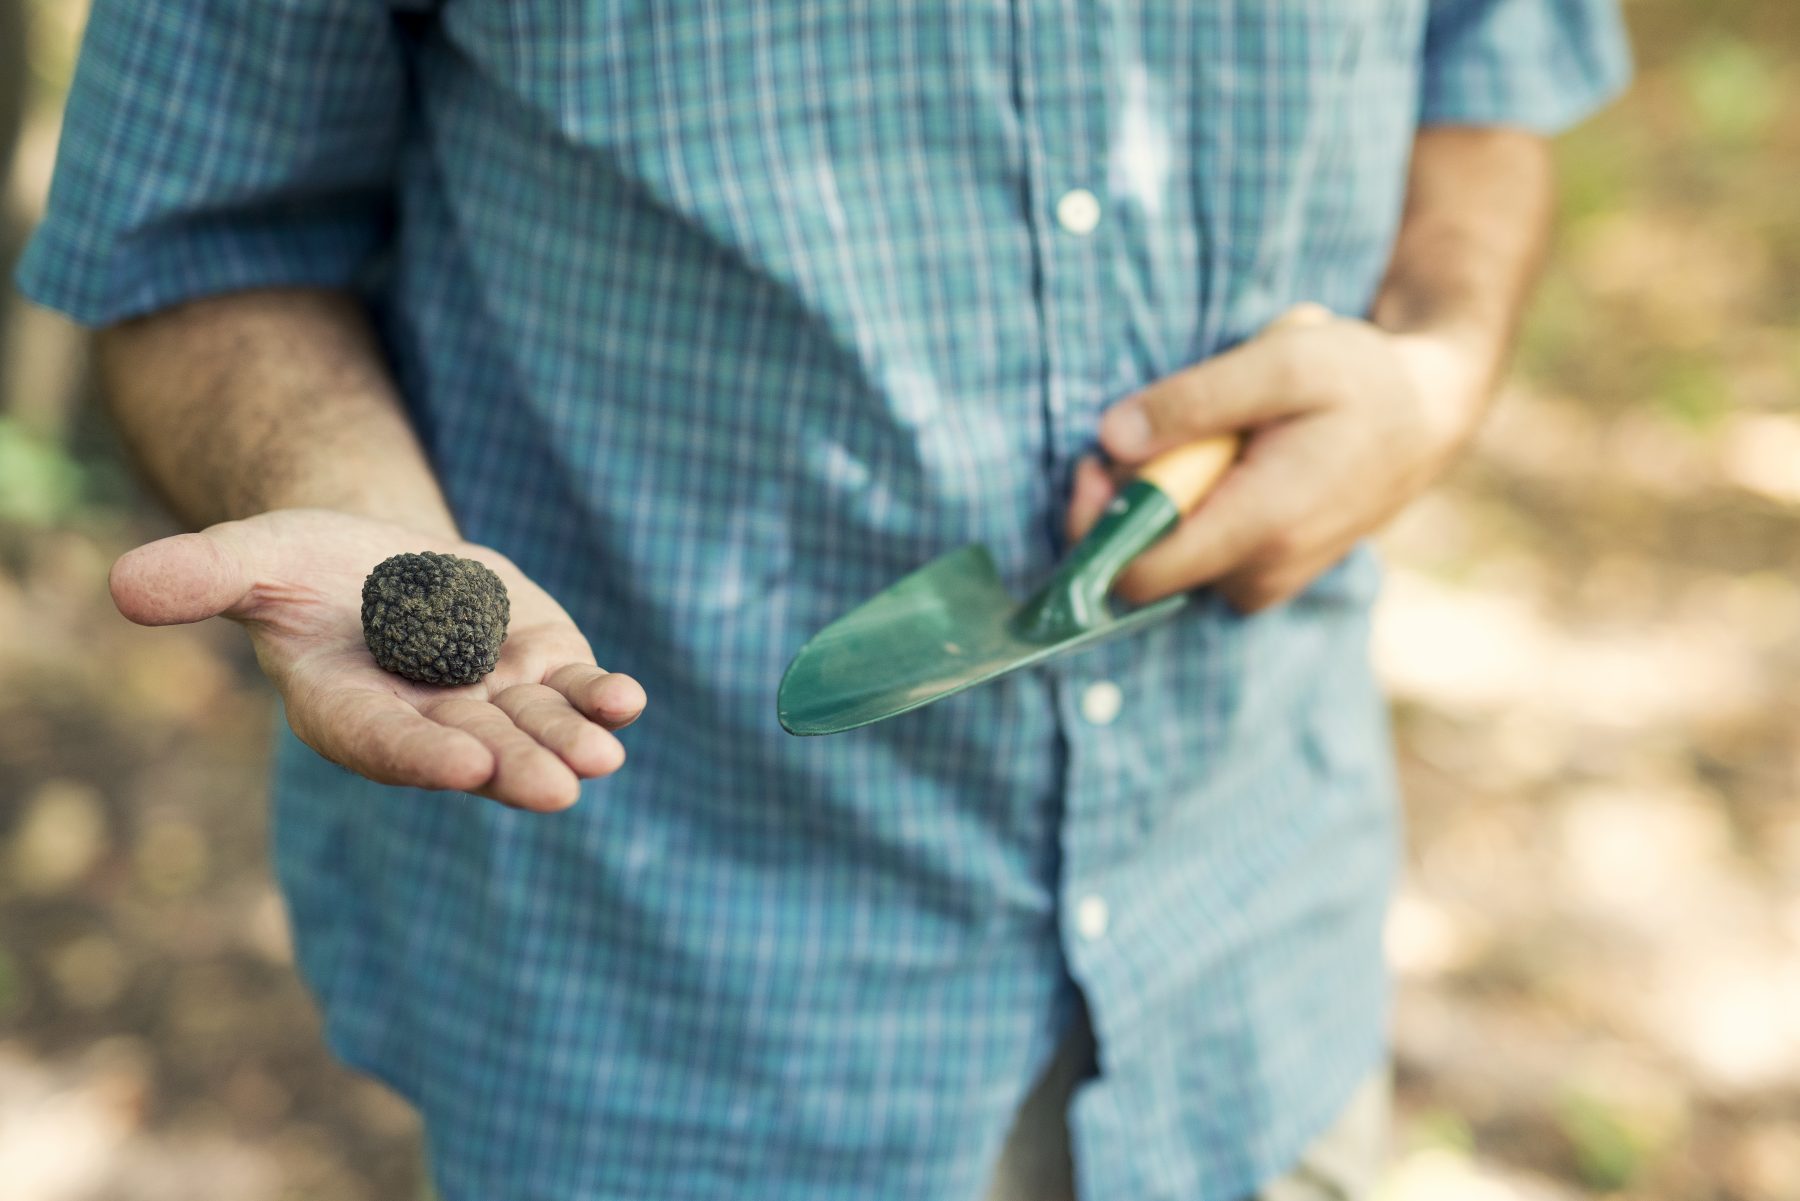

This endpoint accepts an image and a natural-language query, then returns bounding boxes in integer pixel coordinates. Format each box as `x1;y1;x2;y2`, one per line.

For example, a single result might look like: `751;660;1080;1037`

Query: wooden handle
1135;436;1238;514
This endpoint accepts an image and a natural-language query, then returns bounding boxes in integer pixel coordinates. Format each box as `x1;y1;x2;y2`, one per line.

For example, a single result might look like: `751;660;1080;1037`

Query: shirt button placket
1075;894;1110;941
1055;187;1103;236
1079;679;1123;726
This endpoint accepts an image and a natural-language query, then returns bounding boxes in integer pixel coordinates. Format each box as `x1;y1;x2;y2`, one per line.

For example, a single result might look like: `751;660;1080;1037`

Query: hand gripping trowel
776;435;1237;735
777;305;1328;736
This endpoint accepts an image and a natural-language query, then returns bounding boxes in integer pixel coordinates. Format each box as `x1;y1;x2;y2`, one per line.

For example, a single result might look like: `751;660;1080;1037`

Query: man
18;2;1629;1197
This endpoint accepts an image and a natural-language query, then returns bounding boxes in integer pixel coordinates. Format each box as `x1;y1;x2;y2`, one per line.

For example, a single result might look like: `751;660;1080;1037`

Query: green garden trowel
777;437;1237;735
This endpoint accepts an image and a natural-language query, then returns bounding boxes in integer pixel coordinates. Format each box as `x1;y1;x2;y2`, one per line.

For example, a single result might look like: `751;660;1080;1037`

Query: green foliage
24;0;89;103
1554;120;1641;230
1679;33;1783;148
1556;1090;1652;1190
0;943;21;1019
1649;354;1732;430
1515;269;1588;384
0;417;86;526
1408;1107;1476;1154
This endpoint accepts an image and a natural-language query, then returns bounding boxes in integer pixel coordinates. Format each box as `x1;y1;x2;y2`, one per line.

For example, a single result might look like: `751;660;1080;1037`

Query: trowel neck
1009;478;1182;644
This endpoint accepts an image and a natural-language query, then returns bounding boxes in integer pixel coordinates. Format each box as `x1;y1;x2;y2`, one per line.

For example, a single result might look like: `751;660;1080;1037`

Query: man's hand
1068;304;1491;613
1068;125;1556;615
91;292;642;810
109;508;646;811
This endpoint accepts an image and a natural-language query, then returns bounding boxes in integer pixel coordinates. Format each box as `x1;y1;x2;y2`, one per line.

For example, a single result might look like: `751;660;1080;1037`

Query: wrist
264;501;463;545
1384;322;1501;454
234;454;463;541
251;493;463;543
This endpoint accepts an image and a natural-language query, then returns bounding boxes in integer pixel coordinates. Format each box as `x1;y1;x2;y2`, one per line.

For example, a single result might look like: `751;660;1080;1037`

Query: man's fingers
110;527;256;626
299;687;495;793
545;663;647;730
494;683;626;777
1098;304;1337;465
427;697;582;812
1217;542;1347;615
1110;441;1307;605
1065;455;1118;545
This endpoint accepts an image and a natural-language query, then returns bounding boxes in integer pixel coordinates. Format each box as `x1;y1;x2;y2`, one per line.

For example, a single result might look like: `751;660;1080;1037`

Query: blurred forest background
2;0;1797;1198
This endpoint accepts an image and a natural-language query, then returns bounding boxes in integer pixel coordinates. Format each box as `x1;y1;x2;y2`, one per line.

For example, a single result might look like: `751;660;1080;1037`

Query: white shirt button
1080;680;1123;726
1055;188;1102;236
1075;895;1110;941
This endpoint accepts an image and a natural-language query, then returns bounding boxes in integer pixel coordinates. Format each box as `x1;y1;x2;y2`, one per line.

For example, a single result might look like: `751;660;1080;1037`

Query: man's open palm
109;509;645;811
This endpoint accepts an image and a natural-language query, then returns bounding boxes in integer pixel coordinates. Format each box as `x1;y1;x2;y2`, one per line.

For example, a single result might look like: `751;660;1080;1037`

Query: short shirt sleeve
14;0;418;327
1420;0;1633;134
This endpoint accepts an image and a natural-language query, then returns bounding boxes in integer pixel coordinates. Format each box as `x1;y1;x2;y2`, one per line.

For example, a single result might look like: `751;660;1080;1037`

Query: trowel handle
1011;303;1336;639
1135;437;1239;515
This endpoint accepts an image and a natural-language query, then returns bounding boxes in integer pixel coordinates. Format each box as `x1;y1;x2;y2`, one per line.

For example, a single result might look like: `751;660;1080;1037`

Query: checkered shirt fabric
17;2;1629;1197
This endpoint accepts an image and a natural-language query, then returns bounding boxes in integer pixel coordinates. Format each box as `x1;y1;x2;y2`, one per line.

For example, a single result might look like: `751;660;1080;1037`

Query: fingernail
1103;405;1151;456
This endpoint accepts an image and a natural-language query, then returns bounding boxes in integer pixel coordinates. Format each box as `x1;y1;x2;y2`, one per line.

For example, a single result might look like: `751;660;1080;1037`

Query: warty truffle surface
360;551;510;686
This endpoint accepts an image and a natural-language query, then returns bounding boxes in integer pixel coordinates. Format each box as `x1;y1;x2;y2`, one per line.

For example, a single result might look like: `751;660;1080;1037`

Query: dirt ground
3;1;1797;1198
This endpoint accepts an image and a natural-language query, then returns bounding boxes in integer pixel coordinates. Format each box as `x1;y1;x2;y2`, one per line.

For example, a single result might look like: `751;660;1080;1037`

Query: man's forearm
97;288;460;539
1371;127;1556;433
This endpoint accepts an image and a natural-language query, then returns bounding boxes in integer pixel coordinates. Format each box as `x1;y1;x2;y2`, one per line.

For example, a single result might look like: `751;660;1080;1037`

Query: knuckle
429;696;489;729
499;681;551;708
1113;568;1161;607
1228;579;1279;613
1139;402;1182;442
1145;386;1203;438
1177;379;1217;429
547;663;595;694
1268;341;1311;399
1283;302;1335;329
1250;567;1309;612
1258;525;1305;564
1222;560;1292;612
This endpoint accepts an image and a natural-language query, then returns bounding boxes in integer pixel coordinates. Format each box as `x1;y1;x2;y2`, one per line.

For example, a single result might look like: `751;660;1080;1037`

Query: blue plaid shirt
20;2;1628;1197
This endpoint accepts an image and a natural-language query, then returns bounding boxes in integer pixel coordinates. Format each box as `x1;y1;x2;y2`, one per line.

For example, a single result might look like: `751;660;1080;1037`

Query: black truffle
360;551;510;686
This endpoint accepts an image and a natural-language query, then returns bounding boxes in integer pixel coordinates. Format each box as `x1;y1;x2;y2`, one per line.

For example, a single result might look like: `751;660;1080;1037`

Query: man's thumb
1098;303;1340;464
110;526;256;626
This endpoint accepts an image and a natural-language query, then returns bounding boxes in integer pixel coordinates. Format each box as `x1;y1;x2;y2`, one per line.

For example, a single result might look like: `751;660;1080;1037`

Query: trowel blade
777;544;1184;736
